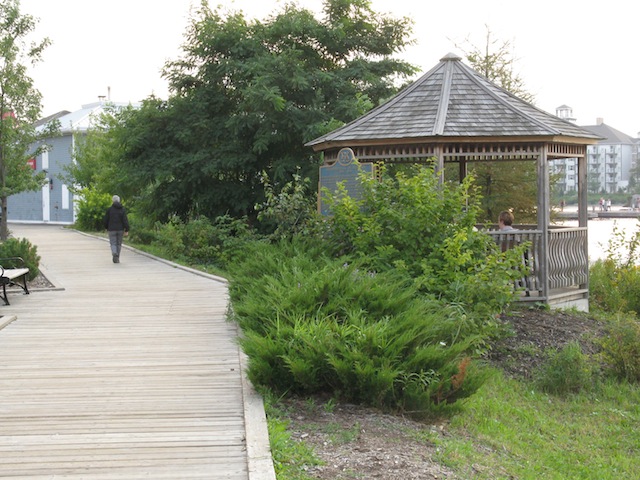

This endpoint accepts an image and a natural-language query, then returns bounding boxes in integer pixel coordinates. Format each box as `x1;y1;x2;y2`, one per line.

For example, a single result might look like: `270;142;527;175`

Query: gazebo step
547;288;589;312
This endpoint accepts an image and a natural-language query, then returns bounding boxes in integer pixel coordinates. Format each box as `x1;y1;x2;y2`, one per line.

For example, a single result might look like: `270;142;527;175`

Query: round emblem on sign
337;148;355;166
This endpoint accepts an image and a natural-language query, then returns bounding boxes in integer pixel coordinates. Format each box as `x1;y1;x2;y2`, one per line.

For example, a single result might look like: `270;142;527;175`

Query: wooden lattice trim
321;142;587;165
546;143;586;159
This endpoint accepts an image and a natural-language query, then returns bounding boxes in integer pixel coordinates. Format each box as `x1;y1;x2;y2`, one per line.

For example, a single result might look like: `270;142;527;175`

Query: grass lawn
432;373;640;479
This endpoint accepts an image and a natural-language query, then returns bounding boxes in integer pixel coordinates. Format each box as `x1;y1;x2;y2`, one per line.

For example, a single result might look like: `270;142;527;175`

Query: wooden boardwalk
0;224;275;479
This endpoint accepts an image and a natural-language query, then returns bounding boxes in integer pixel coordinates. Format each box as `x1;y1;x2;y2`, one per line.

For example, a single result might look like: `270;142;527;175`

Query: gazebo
306;53;601;311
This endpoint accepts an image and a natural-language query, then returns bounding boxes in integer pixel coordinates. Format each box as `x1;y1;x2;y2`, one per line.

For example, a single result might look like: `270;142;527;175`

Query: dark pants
108;230;124;257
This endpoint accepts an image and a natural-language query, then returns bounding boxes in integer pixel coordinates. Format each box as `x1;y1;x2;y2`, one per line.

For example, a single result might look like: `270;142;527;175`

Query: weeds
599;315;640;382
534;342;595;395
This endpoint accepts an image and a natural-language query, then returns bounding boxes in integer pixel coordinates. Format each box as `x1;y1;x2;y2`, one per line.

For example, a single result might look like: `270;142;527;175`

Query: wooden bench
0;257;30;305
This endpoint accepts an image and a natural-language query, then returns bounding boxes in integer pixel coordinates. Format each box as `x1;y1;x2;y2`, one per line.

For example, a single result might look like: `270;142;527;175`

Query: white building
552;106;637;194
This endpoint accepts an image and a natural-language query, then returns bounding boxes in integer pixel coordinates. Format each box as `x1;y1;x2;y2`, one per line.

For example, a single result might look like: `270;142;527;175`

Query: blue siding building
8;101;130;225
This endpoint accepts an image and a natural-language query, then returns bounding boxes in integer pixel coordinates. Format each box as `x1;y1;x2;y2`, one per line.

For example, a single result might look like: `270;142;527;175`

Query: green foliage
0;0;60;240
0;237;40;280
599;316;640;382
61;105;133;196
589;221;640;315
229;238;493;417
324;165;526;316
534;342;595;395
255;170;320;239
74;188;112;231
130;214;259;270
104;1;416;222
469;162;538;224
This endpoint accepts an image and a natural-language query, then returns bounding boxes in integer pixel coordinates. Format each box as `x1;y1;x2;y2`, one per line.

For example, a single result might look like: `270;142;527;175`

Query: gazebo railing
486;228;543;296
548;227;589;289
483;226;588;297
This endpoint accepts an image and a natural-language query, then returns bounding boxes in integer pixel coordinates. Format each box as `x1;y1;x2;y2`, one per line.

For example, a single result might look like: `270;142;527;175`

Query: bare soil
27;270;56;290
280;308;607;479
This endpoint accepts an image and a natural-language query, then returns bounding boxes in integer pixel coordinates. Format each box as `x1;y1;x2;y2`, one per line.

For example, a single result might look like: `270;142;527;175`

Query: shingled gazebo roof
306;52;600;152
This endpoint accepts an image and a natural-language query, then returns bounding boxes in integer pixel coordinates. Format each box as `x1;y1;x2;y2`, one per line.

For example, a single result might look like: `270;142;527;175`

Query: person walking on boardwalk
103;195;129;263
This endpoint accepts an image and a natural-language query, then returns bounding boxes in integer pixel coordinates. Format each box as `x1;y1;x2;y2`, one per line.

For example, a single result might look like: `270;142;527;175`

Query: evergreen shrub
0;237;40;280
229;238;491;417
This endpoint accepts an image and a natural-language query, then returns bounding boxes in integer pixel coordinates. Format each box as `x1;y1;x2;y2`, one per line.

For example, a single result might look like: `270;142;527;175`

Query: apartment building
552;105;638;194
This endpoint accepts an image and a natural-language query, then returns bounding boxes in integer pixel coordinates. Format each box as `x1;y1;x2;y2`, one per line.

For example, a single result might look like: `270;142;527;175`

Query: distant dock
556;209;640;220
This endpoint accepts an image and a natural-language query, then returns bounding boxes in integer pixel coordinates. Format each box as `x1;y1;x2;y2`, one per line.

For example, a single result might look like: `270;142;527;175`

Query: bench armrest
0;257;26;278
0;256;26;269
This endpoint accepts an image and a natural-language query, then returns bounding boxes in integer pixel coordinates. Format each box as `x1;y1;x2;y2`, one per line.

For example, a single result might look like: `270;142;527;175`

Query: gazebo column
435;146;445;184
577;150;589;290
537;147;550;300
459;158;468;181
577;150;588;228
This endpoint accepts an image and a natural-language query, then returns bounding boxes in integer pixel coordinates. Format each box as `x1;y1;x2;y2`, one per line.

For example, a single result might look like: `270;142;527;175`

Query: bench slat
0;266;30;305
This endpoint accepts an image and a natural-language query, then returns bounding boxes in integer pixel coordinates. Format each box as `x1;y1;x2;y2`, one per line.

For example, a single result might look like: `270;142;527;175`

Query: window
62;184;69;210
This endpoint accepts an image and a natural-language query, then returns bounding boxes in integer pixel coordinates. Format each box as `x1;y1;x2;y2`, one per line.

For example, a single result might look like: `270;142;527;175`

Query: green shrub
590;260;640;316
589;221;640;315
229;238;492;418
255;170;320;239
323;164;526;316
136;214;259;269
151;216;185;258
75;188;112;231
599;316;640;382
125;212;156;245
534;342;594;395
0;237;40;280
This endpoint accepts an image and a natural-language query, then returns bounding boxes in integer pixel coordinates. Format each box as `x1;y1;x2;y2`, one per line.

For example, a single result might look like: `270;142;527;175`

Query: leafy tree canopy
0;0;59;239
109;0;417;222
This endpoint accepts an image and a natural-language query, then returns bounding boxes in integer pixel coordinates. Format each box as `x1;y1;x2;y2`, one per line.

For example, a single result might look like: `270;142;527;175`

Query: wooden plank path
0;224;275;479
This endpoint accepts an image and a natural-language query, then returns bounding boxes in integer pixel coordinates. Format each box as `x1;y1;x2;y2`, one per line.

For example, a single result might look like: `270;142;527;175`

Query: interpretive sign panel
318;148;374;215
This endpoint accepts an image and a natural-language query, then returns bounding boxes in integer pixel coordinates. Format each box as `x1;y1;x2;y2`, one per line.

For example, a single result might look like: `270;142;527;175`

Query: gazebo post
578;149;589;290
435;146;445;184
459;159;467;181
538;146;551;301
577;150;589;228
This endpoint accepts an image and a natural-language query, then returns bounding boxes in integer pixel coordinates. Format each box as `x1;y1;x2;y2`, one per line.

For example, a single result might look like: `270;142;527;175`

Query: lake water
559;217;640;263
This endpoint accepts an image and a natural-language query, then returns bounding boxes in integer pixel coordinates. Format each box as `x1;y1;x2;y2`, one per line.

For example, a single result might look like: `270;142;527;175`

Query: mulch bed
485;307;607;379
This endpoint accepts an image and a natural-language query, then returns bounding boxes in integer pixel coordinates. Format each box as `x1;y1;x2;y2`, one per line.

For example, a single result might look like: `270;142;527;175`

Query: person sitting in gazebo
498;210;515;231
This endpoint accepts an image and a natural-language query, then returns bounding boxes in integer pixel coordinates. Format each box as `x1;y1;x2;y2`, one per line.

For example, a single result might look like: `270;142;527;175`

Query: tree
0;0;58;240
60;104;132;195
455;26;538;223
110;0;416;222
458;26;534;104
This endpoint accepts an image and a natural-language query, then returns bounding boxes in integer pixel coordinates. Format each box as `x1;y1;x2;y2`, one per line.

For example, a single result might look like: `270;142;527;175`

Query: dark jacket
104;202;130;232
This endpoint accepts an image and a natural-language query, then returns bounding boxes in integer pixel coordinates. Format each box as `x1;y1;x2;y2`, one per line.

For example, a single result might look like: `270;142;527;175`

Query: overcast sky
22;0;640;136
